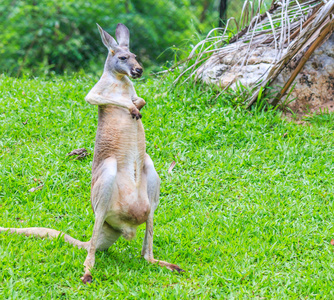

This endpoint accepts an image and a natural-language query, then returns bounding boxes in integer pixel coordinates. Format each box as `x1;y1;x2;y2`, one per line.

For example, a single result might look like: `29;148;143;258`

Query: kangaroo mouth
130;69;143;79
130;73;141;79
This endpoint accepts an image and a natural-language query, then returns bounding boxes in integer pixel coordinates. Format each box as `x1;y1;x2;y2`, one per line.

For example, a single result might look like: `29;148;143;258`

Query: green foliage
1;73;334;297
0;0;218;76
226;0;273;21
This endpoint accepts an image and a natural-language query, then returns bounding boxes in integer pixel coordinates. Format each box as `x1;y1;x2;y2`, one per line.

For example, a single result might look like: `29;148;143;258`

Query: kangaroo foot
81;273;93;284
145;257;184;273
163;262;184;273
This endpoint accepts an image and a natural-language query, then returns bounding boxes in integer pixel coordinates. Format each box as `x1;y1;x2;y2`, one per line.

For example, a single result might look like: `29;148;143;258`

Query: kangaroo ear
97;24;118;51
115;23;130;48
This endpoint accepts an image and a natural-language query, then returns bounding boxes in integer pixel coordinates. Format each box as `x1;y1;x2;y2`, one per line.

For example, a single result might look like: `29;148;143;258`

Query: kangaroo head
97;23;143;79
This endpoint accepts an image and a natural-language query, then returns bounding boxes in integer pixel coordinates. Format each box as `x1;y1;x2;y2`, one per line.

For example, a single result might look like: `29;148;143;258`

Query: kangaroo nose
135;68;143;74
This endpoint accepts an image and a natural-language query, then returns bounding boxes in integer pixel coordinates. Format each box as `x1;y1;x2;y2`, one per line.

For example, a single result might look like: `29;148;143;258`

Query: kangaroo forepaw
81;274;93;284
130;107;142;120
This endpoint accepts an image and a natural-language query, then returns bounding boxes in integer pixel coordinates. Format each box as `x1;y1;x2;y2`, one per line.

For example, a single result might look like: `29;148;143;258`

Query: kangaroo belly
104;174;150;236
92;106;148;238
119;196;151;225
105;196;150;240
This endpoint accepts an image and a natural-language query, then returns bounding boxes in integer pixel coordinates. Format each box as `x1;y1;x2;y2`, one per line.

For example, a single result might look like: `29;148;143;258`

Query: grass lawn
1;72;334;299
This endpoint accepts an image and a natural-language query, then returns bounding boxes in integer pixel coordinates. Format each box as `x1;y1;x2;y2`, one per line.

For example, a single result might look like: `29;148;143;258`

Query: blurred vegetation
226;0;273;20
0;0;275;76
0;0;220;76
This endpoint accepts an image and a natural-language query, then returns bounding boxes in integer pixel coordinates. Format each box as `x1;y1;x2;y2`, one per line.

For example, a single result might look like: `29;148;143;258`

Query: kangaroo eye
119;56;127;61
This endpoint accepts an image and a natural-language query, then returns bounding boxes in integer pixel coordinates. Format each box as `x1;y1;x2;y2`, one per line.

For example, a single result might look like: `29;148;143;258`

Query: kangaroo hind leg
141;154;184;272
82;157;119;284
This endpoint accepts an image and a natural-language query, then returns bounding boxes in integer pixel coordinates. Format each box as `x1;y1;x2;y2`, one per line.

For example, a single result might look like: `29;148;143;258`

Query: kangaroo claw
130;107;142;120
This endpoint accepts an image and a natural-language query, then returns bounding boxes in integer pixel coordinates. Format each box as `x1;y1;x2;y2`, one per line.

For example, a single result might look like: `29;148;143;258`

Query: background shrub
0;0;219;76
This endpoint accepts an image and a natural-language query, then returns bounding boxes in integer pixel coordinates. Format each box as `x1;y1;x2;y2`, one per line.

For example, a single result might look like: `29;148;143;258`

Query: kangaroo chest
93;106;146;167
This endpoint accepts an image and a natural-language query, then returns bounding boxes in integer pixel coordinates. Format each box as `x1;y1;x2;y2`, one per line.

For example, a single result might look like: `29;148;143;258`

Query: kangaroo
0;23;183;283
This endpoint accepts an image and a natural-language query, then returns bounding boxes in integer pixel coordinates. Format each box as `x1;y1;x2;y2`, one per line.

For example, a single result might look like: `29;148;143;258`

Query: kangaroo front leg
85;93;142;120
82;157;118;284
132;96;146;110
141;154;184;272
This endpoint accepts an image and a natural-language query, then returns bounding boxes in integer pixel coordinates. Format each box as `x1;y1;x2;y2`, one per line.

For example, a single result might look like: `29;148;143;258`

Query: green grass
1;72;334;299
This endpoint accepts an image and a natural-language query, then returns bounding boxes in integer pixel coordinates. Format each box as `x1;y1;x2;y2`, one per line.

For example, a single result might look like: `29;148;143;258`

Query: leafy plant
0;0;219;76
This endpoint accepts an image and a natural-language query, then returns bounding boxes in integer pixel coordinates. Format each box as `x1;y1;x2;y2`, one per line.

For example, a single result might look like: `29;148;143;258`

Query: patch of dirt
281;100;334;124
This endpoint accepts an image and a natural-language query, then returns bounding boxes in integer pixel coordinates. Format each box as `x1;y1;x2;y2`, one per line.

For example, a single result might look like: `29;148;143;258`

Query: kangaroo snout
131;67;143;79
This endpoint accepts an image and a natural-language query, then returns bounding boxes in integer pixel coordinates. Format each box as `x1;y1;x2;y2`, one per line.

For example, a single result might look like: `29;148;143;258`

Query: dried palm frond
176;0;334;107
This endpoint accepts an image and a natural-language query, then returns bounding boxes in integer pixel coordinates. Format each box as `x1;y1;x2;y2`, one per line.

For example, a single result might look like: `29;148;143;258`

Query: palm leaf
177;0;334;107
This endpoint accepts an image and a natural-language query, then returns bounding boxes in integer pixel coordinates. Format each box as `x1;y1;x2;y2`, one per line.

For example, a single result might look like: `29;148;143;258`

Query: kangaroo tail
0;227;90;250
